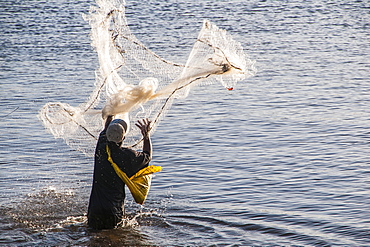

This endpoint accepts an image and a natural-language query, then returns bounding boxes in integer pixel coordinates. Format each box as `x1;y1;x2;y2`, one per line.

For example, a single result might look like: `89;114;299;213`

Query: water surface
1;0;369;246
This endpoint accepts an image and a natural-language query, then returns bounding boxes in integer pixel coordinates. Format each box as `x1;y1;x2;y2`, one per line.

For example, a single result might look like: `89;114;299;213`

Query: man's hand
135;118;152;156
135;118;152;139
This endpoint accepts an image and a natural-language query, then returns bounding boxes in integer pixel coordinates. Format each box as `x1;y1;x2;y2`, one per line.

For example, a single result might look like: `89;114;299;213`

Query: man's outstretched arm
104;115;114;131
135;118;152;158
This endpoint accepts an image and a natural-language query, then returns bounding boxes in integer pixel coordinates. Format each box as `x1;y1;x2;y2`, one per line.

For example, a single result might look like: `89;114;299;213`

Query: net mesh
39;0;256;156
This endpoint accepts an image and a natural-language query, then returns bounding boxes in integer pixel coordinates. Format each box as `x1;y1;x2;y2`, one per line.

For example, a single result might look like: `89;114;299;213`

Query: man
87;115;152;230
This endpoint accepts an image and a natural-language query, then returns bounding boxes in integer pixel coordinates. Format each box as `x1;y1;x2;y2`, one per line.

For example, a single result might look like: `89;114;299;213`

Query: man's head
106;119;128;144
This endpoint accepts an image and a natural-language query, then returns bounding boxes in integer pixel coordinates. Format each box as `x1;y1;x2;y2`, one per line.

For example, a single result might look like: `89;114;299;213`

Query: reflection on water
88;228;152;247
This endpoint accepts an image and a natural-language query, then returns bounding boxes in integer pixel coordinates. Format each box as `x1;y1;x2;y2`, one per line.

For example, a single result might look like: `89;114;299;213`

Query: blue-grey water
1;0;370;246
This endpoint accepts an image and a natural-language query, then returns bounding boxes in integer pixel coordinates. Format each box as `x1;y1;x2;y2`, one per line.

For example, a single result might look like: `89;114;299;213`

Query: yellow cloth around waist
106;145;161;205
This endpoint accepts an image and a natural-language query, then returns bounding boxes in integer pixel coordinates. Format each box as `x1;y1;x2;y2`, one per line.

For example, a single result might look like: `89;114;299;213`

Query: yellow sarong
106;145;162;205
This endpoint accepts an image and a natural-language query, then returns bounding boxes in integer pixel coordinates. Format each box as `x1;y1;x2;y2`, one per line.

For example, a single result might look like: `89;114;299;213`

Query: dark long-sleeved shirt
87;129;151;219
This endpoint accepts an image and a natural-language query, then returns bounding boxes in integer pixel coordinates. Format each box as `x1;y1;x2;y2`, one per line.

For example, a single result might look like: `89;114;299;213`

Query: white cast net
39;0;257;156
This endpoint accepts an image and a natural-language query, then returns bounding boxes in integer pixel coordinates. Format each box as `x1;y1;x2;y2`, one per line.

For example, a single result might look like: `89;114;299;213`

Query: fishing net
39;0;256;156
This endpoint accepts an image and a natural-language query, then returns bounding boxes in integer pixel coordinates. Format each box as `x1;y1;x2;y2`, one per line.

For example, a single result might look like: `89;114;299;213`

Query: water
1;0;369;246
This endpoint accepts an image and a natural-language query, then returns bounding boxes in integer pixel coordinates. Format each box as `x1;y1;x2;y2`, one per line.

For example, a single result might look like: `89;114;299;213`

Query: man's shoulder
97;130;108;143
120;147;149;159
120;147;137;155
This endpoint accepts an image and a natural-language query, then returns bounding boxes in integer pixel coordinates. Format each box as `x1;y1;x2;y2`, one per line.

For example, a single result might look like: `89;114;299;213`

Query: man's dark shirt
87;129;151;226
